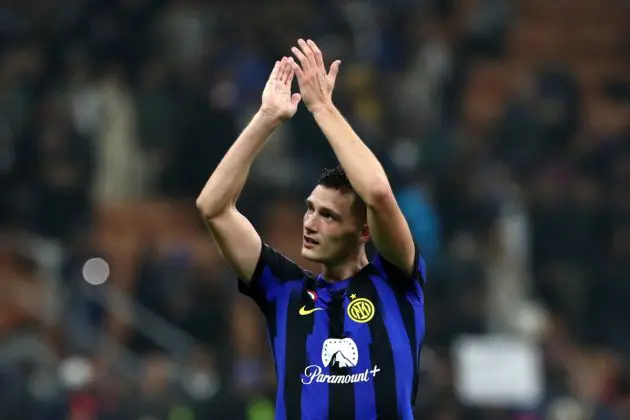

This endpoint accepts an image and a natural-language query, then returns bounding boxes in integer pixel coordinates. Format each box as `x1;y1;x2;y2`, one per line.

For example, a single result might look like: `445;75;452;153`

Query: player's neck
321;251;369;283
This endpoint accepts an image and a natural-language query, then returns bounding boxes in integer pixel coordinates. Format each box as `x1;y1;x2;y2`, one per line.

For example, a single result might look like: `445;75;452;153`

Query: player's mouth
303;236;319;249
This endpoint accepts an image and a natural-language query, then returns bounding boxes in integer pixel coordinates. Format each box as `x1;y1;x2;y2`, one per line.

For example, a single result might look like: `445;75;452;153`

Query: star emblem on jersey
301;337;380;385
347;295;375;323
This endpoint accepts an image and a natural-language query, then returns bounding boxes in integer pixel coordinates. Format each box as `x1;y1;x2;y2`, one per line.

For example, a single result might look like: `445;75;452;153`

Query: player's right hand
260;57;302;121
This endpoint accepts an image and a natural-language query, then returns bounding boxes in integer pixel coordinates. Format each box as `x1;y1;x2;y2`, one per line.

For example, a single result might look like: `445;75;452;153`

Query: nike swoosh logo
298;306;324;316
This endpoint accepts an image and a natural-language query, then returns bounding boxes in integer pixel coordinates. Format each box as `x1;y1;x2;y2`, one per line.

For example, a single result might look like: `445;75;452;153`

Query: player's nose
304;214;318;231
304;219;317;233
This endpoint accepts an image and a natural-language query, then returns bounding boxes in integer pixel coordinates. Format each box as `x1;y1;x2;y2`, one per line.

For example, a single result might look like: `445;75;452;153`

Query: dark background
1;0;630;419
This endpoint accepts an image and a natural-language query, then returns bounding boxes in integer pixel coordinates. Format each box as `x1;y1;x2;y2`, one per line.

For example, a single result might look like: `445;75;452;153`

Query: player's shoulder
369;249;426;291
260;243;309;282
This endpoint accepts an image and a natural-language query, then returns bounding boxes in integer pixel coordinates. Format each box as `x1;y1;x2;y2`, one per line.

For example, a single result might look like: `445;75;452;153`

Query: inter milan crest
347;294;375;323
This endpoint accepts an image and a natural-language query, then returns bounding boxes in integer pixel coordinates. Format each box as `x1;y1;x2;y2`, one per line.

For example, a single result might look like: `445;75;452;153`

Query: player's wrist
310;100;335;116
256;108;285;127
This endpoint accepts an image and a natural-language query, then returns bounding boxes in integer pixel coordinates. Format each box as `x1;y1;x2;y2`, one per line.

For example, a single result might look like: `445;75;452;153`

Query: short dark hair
318;165;354;192
317;165;366;218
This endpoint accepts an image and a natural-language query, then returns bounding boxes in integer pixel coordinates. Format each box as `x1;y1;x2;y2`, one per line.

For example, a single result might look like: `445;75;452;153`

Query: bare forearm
313;104;390;205
196;111;279;218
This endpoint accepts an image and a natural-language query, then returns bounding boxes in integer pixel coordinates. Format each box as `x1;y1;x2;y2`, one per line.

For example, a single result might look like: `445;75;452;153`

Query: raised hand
289;39;341;113
260;57;302;120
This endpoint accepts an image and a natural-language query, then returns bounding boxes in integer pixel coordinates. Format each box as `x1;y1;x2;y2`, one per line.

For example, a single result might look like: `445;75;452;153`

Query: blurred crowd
1;0;630;419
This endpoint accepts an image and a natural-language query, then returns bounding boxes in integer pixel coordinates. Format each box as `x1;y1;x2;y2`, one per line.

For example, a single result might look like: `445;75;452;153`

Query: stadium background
1;0;630;418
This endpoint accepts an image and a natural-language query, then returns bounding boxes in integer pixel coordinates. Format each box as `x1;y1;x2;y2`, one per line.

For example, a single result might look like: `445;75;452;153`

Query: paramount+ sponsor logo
301;338;380;385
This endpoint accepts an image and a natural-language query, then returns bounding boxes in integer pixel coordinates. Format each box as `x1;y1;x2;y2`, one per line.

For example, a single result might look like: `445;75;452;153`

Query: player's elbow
195;196;213;218
196;195;228;220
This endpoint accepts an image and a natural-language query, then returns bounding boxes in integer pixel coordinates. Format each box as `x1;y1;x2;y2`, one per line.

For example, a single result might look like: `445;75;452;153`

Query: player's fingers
288;59;305;80
284;57;295;82
328;60;341;85
283;58;295;85
298;38;318;71
291;46;309;72
269;60;280;81
277;57;288;81
306;39;326;74
291;92;301;106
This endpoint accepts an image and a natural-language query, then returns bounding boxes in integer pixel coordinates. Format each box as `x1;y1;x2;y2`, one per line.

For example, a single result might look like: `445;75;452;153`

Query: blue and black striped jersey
238;241;427;420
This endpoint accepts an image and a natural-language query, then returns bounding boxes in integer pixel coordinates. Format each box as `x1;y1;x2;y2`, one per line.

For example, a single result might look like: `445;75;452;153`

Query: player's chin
301;246;324;262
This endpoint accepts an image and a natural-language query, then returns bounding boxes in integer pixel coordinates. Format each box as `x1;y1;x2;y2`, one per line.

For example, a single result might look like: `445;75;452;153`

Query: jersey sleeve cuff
375;240;427;289
237;241;269;297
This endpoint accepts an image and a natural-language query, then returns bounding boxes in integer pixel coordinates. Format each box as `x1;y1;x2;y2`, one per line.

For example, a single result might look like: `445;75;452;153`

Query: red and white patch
307;290;318;302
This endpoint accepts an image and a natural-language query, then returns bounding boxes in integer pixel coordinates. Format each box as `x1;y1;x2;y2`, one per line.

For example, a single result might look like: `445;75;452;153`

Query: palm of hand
260;58;301;120
262;81;293;117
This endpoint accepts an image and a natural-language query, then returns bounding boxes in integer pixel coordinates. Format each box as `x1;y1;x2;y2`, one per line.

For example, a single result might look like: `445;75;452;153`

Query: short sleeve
237;242;305;311
372;241;427;291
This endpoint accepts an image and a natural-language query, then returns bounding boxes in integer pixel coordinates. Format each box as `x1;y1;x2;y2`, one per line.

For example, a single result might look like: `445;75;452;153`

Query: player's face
301;185;367;265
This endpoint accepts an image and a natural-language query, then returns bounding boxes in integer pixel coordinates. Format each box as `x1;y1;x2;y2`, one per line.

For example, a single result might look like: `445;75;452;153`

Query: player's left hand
289;39;341;113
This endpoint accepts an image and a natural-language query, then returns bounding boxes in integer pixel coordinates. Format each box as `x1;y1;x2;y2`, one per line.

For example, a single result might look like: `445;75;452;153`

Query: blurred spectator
14;103;94;241
116;353;189;418
396;174;442;267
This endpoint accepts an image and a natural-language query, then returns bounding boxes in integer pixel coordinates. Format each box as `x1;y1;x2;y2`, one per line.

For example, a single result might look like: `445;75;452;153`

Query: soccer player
196;39;426;420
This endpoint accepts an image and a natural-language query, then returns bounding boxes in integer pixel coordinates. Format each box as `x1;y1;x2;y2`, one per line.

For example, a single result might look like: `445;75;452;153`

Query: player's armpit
367;190;416;276
203;208;262;284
